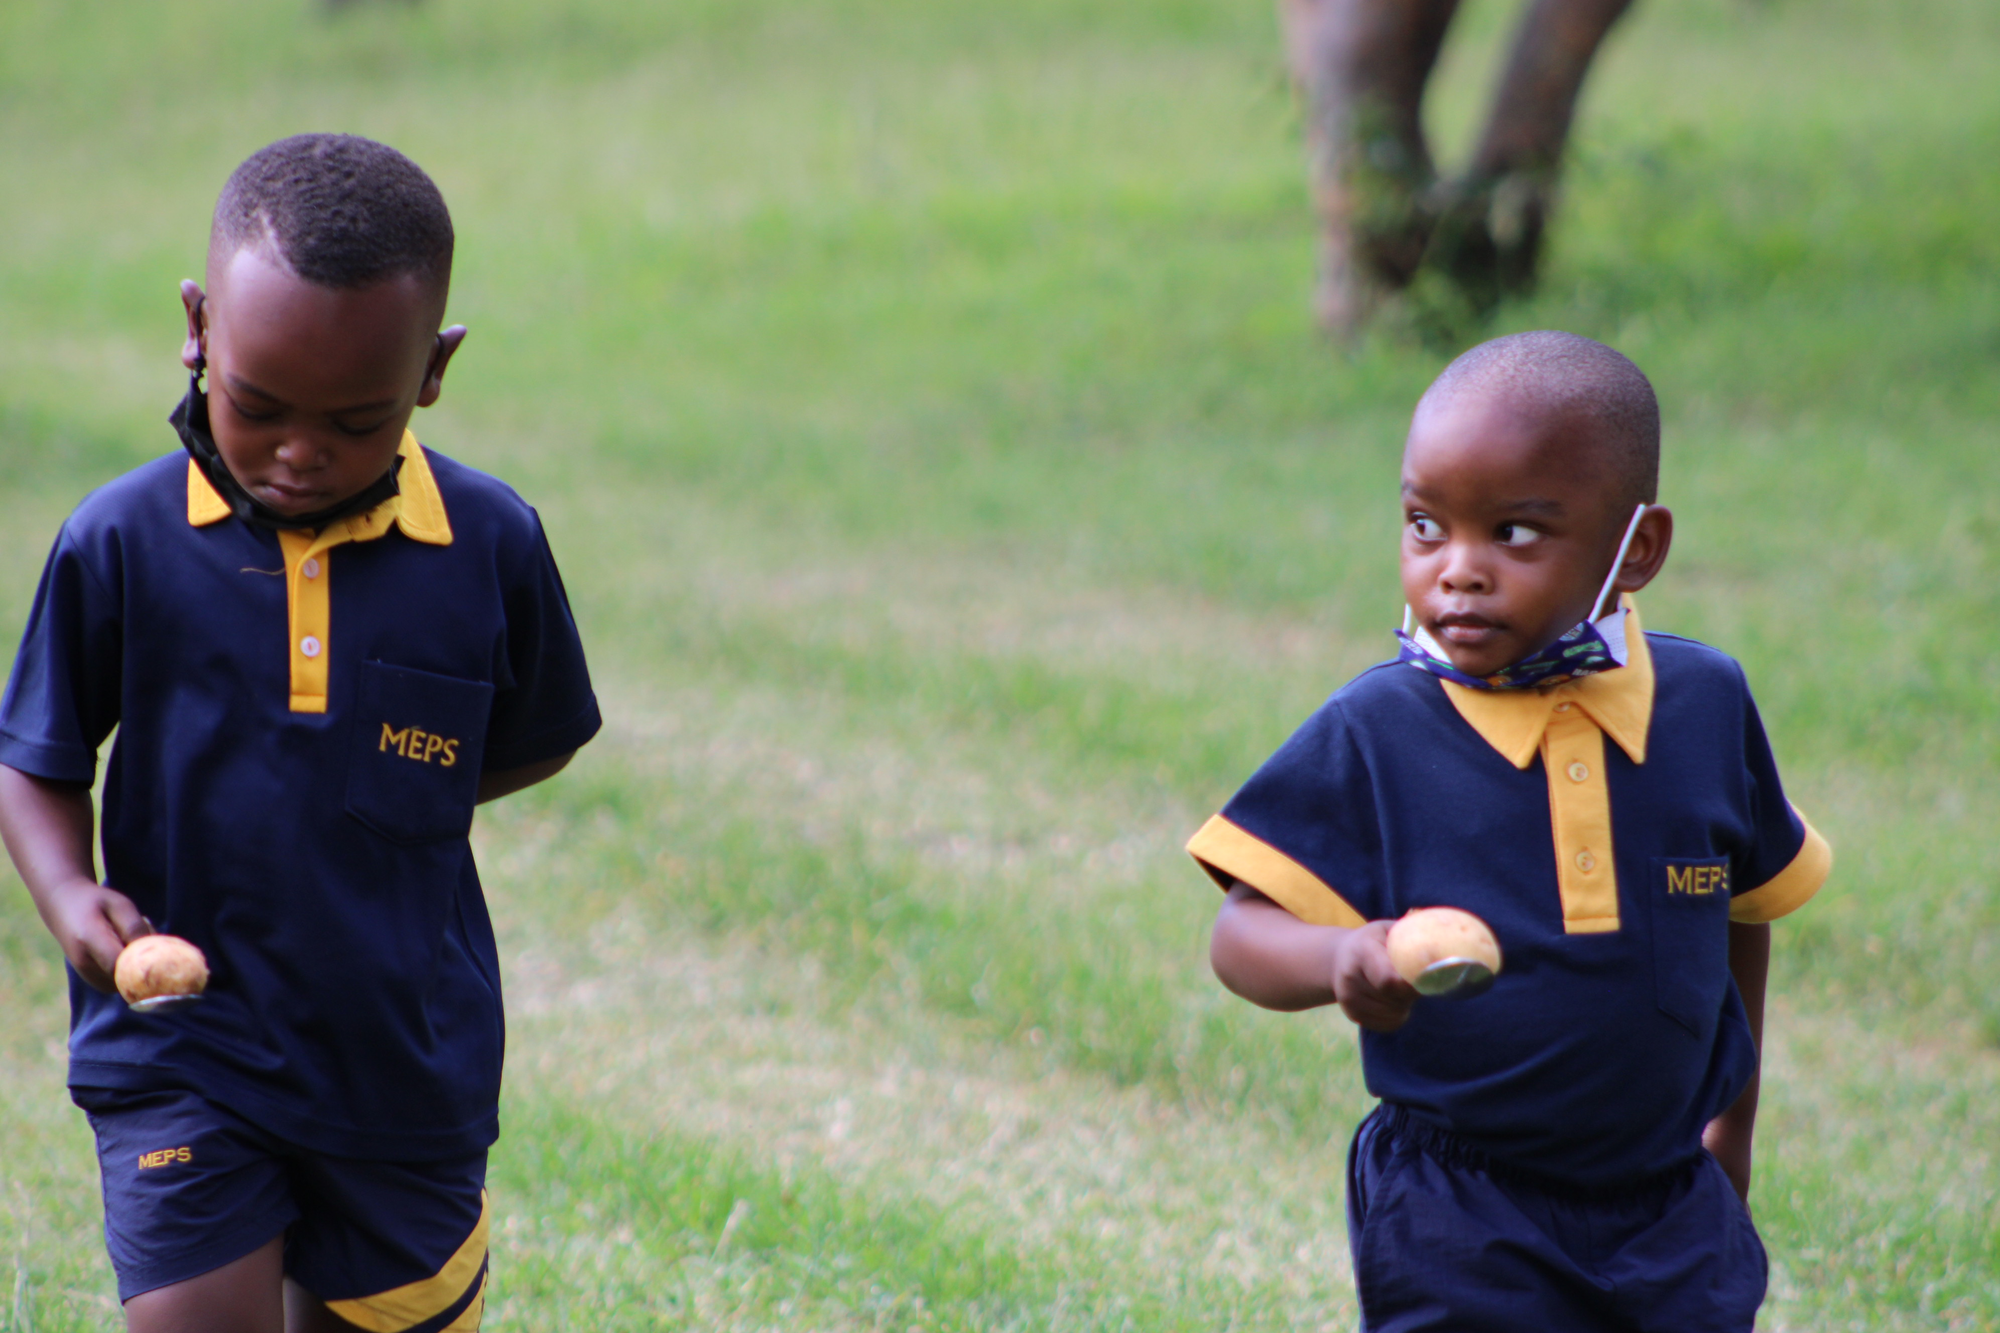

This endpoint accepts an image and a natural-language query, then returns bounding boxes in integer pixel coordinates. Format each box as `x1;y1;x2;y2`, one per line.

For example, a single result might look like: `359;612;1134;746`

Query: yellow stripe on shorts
325;1191;489;1332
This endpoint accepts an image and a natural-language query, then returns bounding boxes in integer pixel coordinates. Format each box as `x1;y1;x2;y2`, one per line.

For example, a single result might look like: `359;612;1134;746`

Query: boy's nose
273;434;326;471
1437;546;1493;594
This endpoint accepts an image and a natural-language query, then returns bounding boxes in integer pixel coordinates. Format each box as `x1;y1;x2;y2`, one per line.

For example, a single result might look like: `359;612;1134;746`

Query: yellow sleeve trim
326;1191;488;1331
1730;810;1832;923
1186;815;1367;929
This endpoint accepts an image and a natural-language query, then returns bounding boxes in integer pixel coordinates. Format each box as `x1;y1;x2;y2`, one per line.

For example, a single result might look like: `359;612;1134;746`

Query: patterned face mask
1395;504;1648;692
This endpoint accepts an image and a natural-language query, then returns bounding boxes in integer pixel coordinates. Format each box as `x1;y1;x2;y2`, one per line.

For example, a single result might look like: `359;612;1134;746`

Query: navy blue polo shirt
0;438;600;1159
1189;605;1830;1188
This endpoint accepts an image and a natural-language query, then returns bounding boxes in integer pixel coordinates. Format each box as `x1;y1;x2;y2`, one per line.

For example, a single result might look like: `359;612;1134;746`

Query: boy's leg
132;1251;384;1333
1439;0;1636;304
1278;0;1461;335
123;1238;283;1333
284;1280;371;1332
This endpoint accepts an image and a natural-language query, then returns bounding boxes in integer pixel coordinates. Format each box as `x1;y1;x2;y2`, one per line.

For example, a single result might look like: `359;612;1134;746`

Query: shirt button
300;636;322;658
1575;849;1596;873
1567;761;1590;782
301;558;321;579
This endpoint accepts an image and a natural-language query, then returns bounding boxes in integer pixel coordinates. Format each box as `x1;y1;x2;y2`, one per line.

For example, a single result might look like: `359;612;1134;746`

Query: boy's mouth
257;480;332;508
1434;612;1504;645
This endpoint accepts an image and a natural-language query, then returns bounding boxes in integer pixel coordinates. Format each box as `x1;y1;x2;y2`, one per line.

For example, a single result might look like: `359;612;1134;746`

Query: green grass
4;0;2000;1327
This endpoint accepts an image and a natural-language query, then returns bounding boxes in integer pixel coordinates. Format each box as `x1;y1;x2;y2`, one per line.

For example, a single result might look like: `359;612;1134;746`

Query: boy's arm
475;750;575;805
0;765;150;992
1703;921;1769;1204
1210;880;1418;1030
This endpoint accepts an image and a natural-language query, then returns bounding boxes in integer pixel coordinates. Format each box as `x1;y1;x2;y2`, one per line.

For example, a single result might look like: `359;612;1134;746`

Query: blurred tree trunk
1280;0;1634;339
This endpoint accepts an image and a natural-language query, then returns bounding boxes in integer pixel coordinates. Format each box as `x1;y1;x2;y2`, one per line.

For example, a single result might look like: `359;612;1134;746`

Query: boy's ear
415;325;468;409
1613;505;1673;594
180;280;206;371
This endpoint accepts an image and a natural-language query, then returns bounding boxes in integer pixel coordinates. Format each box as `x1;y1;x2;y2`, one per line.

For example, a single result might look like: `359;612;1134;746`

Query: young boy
1190;331;1830;1332
0;135;600;1332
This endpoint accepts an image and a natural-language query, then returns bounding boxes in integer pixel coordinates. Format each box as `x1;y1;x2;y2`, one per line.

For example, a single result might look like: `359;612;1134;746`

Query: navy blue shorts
1346;1104;1766;1333
78;1086;489;1330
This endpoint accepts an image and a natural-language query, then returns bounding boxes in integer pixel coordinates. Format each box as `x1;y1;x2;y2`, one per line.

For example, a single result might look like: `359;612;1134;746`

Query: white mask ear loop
1402;604;1413;635
1588;503;1650;622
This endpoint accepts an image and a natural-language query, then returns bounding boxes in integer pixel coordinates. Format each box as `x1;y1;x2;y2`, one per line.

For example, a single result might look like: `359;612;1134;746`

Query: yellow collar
1437;597;1653;769
186;431;453;547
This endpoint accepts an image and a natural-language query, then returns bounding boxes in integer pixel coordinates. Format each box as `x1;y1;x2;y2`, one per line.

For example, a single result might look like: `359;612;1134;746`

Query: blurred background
2;1;1996;1328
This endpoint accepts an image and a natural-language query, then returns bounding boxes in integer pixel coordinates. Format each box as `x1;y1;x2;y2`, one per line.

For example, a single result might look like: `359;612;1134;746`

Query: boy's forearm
1211;881;1417;1029
0;765;101;916
1726;920;1769;1064
1704;921;1770;1201
475;750;575;805
0;764;147;990
1211;881;1347;1011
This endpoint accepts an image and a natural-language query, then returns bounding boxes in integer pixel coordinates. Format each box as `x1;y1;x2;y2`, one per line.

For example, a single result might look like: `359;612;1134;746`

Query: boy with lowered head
1190;332;1830;1331
0;135;599;1331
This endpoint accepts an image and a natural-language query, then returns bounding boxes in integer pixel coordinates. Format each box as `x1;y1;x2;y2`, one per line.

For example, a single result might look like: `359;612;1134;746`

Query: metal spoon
1414;957;1496;999
128;994;203;1013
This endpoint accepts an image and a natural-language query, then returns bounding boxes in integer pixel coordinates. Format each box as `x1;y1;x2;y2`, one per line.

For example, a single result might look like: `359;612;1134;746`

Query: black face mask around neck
170;372;403;531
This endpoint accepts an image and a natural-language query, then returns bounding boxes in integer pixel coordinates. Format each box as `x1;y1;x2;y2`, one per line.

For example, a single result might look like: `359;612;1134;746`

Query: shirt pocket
346;661;494;845
1650;856;1734;1036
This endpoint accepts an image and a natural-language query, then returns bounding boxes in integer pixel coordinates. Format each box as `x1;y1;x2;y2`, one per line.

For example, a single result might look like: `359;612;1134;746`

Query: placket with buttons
1542;693;1621;933
276;510;398;714
278;531;334;713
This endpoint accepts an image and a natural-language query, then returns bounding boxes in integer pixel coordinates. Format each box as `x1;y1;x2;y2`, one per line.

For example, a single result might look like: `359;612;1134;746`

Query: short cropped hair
1422;331;1660;509
212;134;453;299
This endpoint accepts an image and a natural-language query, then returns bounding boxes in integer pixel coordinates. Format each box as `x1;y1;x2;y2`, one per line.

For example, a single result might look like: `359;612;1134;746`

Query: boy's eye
1409;516;1444;542
226;397;280;423
1496;523;1544;547
334;419;394;438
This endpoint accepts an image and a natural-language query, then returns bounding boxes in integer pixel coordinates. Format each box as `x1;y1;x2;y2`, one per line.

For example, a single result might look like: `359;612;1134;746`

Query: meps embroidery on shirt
1662;859;1729;897
380;724;461;768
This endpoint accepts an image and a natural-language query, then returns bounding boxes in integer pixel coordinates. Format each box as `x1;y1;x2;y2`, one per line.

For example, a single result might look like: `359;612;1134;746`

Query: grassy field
4;0;1999;1327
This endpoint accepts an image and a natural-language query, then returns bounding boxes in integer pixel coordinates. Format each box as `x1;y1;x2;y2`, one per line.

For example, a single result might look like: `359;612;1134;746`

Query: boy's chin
1436;639;1535;679
1443;653;1511;679
245;474;386;516
1430;635;1519;680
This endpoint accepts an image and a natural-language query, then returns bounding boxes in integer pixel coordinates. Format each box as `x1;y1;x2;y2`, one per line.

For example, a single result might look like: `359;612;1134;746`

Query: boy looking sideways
1190;332;1830;1332
0;135;600;1332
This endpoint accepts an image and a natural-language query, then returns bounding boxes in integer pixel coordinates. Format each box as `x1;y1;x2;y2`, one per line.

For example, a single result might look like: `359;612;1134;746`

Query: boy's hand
44;877;152;993
1703;1116;1753;1206
1331;920;1420;1031
0;766;151;994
